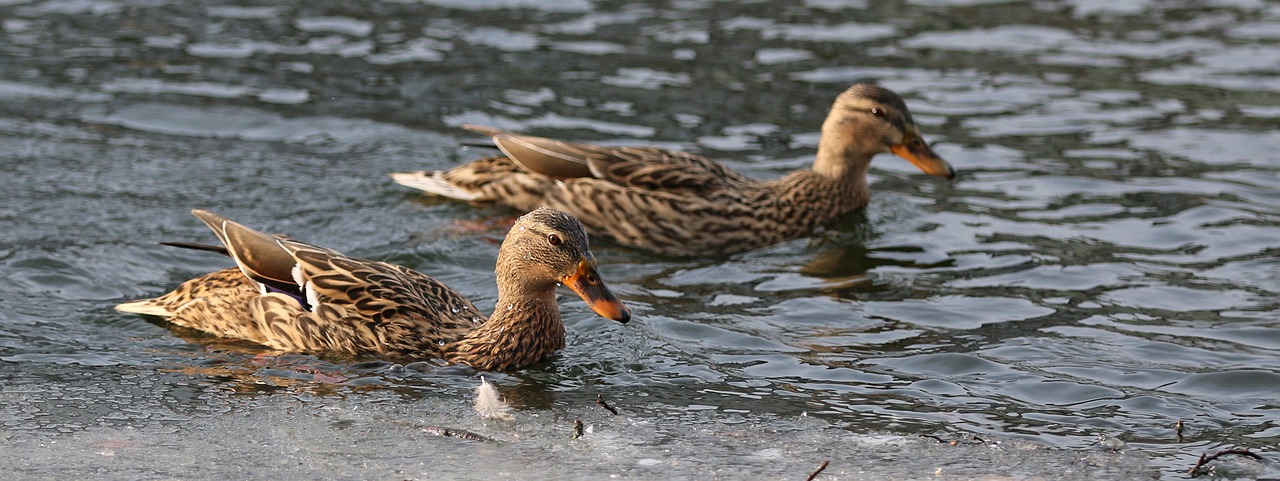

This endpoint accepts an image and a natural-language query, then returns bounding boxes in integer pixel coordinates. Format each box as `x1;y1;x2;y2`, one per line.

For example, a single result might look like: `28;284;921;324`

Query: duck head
497;207;631;323
817;83;956;180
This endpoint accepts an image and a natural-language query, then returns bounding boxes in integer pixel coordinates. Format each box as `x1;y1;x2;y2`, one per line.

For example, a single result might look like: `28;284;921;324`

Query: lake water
1;0;1278;479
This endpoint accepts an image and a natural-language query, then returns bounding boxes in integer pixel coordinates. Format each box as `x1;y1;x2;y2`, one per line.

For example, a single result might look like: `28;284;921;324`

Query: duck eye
870;107;885;118
547;234;561;246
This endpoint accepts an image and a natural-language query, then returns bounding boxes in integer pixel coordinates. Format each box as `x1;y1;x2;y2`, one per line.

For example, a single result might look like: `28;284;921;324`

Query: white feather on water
474;376;513;421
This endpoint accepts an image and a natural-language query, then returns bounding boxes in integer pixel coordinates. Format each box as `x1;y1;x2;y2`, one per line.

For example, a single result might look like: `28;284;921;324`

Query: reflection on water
1;0;1278;479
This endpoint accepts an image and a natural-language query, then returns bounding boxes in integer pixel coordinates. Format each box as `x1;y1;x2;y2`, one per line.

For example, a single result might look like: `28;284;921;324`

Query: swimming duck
390;83;955;257
116;208;630;371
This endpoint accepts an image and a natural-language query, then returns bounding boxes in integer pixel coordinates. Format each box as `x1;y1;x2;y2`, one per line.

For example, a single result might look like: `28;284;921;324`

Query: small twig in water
388;420;498;443
418;425;499;443
922;434;984;446
596;394;619;415
805;460;829;481
1188;449;1263;477
572;419;584;440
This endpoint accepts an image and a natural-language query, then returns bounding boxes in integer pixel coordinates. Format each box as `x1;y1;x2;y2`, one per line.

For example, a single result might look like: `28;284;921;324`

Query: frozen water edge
0;393;1158;481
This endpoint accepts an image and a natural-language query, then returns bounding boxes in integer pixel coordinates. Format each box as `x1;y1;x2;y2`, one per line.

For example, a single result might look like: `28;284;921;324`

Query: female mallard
390;83;956;257
116;208;630;371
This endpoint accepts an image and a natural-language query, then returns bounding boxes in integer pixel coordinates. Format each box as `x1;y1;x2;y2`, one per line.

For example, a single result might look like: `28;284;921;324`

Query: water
1;0;1278;479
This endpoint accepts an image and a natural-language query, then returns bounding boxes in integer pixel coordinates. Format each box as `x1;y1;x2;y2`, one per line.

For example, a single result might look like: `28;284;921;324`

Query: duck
115;208;631;371
390;83;956;257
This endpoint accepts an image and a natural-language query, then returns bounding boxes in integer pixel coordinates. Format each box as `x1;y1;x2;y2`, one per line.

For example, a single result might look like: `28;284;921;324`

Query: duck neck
448;284;566;371
763;142;872;237
813;137;872;182
490;285;562;335
811;136;872;208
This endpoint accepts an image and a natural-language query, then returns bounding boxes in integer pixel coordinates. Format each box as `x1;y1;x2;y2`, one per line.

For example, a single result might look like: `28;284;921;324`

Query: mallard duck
390;83;955;257
115;208;630;371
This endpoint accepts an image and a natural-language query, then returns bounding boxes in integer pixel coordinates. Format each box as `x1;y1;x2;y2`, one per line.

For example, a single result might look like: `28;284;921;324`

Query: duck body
117;208;630;371
392;83;955;257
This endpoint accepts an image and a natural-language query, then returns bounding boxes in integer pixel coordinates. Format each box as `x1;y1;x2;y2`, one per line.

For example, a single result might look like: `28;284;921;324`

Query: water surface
1;0;1278;479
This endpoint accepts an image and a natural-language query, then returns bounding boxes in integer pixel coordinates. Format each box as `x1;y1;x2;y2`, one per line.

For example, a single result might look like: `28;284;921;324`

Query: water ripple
2;0;1279;478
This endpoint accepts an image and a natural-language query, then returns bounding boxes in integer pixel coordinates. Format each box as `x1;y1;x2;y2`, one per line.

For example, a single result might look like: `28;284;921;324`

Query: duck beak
563;259;631;323
890;126;956;180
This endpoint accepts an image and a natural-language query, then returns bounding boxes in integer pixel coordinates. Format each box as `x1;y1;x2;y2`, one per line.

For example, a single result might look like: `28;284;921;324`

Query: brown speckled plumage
391;83;956;257
116;208;630;371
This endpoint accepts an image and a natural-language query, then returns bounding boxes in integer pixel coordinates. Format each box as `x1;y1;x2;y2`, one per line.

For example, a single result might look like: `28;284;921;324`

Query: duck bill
563;259;631;323
890;127;956;180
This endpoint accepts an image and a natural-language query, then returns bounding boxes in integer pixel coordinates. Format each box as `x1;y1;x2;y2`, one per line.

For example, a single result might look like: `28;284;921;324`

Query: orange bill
890;126;956;180
563;259;631;323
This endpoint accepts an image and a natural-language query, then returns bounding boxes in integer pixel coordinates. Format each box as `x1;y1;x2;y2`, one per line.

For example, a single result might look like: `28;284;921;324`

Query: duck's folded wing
466;125;752;195
194;209;482;325
582;147;750;194
278;243;484;328
192;209;324;298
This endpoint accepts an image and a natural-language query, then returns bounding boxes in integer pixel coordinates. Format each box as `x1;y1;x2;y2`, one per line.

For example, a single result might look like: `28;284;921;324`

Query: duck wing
192;210;324;300
278;243;482;328
192;210;484;350
467;125;754;196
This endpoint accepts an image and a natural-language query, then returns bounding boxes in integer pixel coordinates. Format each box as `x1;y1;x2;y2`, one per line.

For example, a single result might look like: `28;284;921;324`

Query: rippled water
2;0;1278;479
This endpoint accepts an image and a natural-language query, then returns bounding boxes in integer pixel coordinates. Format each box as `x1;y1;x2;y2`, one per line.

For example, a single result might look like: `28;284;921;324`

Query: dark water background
1;0;1278;479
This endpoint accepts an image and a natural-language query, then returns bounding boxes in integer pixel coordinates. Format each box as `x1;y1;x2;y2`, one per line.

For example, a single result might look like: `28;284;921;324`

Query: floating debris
921;434;985;446
419;425;499;443
806;460;829;481
1188;448;1263;478
474;376;513;421
1093;433;1125;452
596;394;618;415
